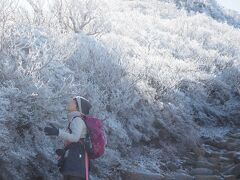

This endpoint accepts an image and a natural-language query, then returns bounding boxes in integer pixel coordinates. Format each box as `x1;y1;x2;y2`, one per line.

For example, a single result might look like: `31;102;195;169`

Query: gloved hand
44;123;59;136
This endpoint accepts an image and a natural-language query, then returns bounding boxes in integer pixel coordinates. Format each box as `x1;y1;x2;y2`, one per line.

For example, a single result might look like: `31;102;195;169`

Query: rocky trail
119;129;240;180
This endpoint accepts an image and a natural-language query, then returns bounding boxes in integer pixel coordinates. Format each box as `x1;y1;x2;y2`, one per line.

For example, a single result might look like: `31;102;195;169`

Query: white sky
217;0;240;12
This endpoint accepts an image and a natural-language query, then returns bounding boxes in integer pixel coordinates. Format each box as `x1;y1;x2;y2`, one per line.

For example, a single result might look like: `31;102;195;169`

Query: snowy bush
50;0;111;36
0;0;240;179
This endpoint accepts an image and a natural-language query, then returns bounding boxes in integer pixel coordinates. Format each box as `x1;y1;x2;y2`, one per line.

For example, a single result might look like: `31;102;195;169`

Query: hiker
44;96;92;180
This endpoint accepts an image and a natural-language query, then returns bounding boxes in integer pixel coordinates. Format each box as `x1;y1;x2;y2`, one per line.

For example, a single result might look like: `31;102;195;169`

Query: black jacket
59;142;89;179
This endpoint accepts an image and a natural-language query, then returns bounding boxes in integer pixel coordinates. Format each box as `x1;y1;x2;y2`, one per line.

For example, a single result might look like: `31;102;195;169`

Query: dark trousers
63;175;85;180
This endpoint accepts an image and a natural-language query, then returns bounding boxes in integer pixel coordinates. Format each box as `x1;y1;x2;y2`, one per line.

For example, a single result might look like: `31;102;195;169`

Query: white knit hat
73;96;92;115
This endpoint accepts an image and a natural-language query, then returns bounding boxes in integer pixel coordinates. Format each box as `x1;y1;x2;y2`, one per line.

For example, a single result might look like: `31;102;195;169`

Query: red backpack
70;115;107;159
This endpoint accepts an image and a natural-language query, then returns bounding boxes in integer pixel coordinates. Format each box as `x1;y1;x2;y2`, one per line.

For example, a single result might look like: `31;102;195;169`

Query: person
44;96;92;180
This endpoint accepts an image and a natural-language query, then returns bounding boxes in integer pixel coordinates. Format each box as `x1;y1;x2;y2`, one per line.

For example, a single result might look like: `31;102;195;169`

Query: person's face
66;99;77;112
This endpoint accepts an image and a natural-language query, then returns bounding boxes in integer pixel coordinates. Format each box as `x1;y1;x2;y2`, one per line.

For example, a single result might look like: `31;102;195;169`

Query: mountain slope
0;0;239;179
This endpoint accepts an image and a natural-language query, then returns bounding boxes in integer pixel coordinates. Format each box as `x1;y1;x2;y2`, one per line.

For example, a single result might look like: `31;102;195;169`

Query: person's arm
58;117;85;142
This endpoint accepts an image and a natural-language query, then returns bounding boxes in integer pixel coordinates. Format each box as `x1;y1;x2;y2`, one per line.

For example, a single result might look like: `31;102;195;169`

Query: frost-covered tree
50;0;111;36
0;0;240;179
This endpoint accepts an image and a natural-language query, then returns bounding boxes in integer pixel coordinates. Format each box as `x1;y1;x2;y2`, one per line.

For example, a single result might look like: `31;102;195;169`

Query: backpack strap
76;114;89;133
67;114;89;136
67;115;81;134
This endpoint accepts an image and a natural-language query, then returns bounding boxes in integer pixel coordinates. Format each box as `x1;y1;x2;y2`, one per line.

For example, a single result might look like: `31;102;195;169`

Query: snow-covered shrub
50;0;111;36
0;0;240;179
0;21;80;179
172;0;240;28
